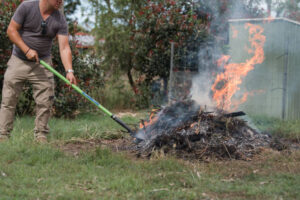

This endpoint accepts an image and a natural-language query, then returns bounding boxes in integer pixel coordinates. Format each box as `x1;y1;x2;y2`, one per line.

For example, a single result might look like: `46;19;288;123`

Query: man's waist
12;47;51;62
12;52;51;63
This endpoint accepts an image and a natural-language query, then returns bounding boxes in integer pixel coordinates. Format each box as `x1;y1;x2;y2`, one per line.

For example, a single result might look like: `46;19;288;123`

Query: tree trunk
104;0;112;12
127;68;138;94
265;0;272;17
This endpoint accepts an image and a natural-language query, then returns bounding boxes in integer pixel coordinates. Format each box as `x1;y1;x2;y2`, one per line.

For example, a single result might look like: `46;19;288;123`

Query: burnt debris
136;100;274;160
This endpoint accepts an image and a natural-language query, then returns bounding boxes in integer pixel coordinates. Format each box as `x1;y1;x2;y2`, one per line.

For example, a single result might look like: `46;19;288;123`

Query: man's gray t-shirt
12;0;68;60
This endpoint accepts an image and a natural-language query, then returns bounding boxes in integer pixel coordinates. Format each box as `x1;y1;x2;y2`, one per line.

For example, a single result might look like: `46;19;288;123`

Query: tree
83;0;268;106
63;0;81;22
86;0;145;94
275;0;300;21
89;0;207;99
131;0;265;80
131;0;206;82
265;0;273;16
0;0;22;88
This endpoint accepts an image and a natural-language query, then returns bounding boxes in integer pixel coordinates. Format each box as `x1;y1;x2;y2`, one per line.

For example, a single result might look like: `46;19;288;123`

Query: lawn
0;113;299;200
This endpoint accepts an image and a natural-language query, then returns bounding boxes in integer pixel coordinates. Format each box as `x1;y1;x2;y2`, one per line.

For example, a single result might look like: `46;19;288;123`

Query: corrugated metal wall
285;20;300;120
229;18;300;120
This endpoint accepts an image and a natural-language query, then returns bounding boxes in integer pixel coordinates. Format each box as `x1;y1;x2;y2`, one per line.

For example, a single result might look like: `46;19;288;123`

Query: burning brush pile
136;100;272;160
132;23;283;160
133;23;273;160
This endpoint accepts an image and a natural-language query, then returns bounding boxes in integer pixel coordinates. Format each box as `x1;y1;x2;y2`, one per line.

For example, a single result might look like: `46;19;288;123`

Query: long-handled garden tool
40;60;137;139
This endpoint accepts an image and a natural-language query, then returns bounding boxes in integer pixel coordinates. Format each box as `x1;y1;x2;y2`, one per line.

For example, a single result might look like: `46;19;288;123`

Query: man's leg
0;56;26;138
29;59;54;142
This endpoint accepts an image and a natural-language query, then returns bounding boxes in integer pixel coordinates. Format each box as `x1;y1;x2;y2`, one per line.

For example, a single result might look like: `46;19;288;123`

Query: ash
136;100;273;160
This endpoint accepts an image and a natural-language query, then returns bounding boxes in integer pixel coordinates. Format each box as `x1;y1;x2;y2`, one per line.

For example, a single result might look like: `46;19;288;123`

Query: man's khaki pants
0;55;54;138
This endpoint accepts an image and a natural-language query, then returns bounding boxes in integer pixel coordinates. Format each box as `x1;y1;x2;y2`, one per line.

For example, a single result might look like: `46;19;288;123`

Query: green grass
251;115;300;141
0;113;299;199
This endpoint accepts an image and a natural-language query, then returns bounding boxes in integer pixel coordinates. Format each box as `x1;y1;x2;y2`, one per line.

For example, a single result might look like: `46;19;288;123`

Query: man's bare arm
7;19;39;62
58;34;76;84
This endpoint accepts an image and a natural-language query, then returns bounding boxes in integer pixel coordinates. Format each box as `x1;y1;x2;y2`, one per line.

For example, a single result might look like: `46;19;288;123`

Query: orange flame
211;23;266;111
216;55;230;67
139;111;159;129
190;122;197;128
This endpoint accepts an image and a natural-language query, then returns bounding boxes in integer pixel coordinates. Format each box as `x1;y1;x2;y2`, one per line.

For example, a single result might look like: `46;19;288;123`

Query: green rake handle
40;60;134;136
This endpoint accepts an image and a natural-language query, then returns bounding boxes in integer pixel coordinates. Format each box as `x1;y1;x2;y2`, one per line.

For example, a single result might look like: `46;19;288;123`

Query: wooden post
168;42;175;104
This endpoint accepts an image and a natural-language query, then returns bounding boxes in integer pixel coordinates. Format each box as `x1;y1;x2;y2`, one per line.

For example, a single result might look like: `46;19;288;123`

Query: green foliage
51;41;104;118
94;77;150;111
86;0;266;104
0;0;22;86
84;0;272;108
131;0;207;82
86;0;208;107
275;0;300;21
0;0;33;115
251;115;300;141
86;0;266;83
63;0;81;22
86;0;151;108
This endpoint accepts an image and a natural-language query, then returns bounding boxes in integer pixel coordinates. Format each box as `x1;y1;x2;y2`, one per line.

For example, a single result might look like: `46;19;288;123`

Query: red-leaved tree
130;0;207;89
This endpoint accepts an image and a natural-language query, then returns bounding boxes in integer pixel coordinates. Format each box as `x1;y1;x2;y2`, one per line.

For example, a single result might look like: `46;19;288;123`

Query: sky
69;1;95;30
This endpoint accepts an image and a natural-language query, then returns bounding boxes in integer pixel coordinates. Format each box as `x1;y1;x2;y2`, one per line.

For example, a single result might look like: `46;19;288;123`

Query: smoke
189;42;221;110
167;0;267;112
189;0;255;110
188;4;225;109
190;70;215;109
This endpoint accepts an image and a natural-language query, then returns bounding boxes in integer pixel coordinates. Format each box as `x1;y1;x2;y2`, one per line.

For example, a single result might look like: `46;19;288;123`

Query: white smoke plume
190;0;255;109
190;70;216;109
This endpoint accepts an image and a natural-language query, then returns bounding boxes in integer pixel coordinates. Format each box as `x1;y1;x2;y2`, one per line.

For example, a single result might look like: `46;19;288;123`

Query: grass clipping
136;100;275;160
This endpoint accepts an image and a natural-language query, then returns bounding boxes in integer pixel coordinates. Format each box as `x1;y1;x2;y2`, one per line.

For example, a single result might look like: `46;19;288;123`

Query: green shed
228;18;300;120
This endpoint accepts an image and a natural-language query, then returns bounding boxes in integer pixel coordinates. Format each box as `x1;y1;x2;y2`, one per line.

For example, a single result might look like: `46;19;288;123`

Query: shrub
0;0;28;115
0;0;22;85
51;42;104;118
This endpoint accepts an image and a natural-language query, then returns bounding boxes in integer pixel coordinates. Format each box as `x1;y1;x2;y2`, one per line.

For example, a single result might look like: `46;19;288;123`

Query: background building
229;18;300;120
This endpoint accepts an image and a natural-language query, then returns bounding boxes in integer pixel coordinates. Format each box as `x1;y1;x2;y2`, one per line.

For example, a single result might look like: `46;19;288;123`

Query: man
0;0;76;143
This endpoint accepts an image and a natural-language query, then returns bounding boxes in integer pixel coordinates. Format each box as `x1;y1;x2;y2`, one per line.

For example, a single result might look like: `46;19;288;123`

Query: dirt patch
116;112;138;118
56;139;100;156
56;136;299;162
56;137;137;157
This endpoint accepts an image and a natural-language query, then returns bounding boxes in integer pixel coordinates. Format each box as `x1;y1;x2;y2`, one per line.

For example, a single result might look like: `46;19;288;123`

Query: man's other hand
66;72;77;85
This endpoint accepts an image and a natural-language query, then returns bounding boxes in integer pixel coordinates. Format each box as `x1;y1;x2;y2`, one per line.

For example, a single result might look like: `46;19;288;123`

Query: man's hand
26;49;39;63
66;72;77;85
